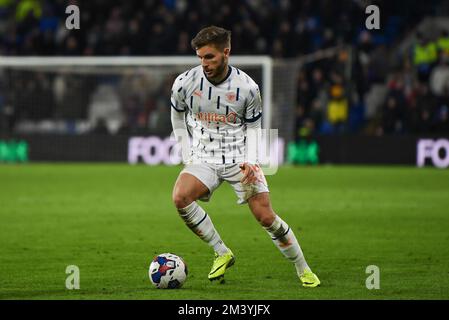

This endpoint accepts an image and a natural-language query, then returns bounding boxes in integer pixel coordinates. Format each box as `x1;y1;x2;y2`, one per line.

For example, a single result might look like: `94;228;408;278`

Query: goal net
0;56;298;162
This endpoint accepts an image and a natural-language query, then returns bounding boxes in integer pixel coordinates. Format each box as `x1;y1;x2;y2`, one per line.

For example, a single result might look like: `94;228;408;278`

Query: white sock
264;215;310;276
177;201;229;255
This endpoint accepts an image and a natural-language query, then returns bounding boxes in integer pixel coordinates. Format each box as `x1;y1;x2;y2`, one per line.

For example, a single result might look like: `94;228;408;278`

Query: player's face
196;45;230;82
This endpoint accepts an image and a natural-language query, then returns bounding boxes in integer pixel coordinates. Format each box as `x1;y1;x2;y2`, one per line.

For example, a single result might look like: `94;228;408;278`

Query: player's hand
239;163;261;185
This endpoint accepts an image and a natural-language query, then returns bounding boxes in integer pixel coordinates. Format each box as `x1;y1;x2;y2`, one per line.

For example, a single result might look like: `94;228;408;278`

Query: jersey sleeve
170;74;192;164
170;75;188;112
244;84;262;123
244;84;262;164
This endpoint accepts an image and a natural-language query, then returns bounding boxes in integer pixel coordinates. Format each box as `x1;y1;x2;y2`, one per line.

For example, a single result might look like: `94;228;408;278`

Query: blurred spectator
296;71;313;112
381;95;404;134
413;83;438;133
15;0;41;22
54;74;93;120
429;53;449;97
434;105;449;133
87;83;124;134
148;77;173;135
118;71;158;133
30;72;54;119
92;118;109;135
354;30;374;98
405;97;421;134
326;73;348;133
413;33;438;83
436;30;449;58
309;99;324;133
294;105;306;138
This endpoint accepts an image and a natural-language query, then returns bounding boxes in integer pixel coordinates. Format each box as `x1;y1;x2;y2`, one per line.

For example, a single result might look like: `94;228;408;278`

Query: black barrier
0;134;129;162
1;134;449;167
314;135;417;165
287;135;449;167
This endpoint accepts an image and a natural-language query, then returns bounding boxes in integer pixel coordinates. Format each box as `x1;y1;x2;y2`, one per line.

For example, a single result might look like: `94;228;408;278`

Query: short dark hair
191;26;231;50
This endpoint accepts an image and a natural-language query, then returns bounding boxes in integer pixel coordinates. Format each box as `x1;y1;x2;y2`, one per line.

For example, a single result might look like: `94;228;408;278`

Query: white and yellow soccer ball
149;253;188;289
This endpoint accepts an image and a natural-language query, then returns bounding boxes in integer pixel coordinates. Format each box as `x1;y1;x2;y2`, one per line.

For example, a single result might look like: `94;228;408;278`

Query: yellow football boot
299;269;321;288
208;250;235;282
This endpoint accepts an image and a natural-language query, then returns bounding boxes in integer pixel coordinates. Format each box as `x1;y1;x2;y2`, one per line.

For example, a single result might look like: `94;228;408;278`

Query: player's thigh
222;164;270;205
247;192;276;227
172;172;210;207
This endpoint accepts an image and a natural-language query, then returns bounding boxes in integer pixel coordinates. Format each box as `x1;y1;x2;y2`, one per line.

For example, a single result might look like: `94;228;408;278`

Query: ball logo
151;256;176;284
417;139;449;168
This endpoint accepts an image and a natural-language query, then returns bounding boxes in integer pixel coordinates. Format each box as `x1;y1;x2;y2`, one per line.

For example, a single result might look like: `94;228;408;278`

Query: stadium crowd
295;28;449;138
0;0;448;136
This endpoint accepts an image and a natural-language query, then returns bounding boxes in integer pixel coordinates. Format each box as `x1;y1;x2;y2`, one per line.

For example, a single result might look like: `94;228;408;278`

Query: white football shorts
180;163;269;204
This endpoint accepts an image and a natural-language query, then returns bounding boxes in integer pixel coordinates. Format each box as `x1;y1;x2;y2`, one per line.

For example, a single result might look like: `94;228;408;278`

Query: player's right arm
170;75;192;164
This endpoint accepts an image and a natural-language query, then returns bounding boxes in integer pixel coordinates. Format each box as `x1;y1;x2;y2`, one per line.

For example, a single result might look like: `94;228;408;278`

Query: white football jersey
170;65;262;164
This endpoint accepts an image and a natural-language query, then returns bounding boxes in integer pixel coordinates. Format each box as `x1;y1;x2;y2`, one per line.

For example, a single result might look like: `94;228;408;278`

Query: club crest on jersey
225;92;236;102
196;111;238;124
193;90;202;98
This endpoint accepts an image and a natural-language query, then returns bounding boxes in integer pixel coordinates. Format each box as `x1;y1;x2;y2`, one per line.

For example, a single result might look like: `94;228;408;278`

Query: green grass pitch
1;164;449;300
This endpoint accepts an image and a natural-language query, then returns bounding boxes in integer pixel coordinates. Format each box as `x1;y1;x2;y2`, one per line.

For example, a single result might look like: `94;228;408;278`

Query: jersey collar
203;65;232;86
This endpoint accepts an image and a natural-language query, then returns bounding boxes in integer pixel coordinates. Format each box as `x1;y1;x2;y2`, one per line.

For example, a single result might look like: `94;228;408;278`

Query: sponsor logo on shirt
195;111;238;124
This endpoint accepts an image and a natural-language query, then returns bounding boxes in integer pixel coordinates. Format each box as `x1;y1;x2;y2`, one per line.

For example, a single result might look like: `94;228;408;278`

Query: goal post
0;56;273;130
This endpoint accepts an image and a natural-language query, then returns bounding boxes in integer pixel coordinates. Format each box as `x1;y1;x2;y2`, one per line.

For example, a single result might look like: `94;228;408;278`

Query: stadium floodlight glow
0;56;273;130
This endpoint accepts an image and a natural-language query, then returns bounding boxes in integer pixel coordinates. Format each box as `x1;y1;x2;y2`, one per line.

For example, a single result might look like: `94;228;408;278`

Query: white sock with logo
264;215;310;276
178;201;229;255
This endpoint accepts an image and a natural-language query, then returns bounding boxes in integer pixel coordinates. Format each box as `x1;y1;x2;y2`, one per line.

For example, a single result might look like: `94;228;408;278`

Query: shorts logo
196;111;238;124
225;92;236;102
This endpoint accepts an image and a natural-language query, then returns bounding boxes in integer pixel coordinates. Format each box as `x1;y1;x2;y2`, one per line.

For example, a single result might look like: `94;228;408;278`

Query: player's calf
248;194;320;287
248;192;276;227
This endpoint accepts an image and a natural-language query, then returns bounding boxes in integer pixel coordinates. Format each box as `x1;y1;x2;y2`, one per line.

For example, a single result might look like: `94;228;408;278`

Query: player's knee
172;192;193;209
258;212;276;227
252;205;276;227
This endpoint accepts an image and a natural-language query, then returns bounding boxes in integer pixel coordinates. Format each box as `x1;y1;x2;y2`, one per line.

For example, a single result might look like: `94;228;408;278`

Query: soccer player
170;26;320;287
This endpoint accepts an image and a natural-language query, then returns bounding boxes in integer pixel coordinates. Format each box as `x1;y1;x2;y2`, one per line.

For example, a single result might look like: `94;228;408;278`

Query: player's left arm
241;84;263;184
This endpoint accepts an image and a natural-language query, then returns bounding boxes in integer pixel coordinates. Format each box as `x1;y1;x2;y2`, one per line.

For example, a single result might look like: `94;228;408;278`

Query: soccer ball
149;253;188;289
